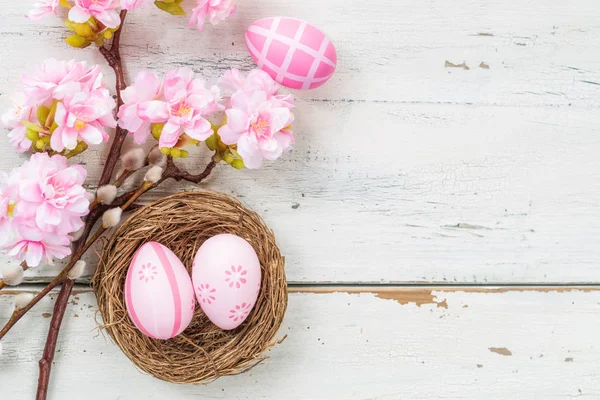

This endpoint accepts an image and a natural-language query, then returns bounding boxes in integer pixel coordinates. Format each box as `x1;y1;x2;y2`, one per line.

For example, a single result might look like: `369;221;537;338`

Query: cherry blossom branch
0;155;218;342
35;12;129;400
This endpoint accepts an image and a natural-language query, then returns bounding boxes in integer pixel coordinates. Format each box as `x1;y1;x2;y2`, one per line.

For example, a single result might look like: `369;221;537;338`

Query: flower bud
2;264;24;286
151;123;164;140
144;166;163;183
223;153;234;164
160;147;171;155
148;147;167;168
122;148;146;171
36;106;50;126
96;185;117;204
179;150;189;158
25;129;40;141
205;134;218;151
170;148;181;158
65;34;91;48
15;293;34;310
68;260;86;280
102;208;122;228
231;159;245;170
70;226;85;241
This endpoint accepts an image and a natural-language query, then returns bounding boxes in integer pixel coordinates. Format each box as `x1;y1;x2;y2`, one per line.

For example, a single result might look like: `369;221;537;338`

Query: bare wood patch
445;60;470;70
489;347;512;356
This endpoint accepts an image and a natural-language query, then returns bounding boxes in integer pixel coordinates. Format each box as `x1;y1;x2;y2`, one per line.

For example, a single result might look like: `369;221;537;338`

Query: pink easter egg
245;17;337;90
192;234;261;330
125;242;195;340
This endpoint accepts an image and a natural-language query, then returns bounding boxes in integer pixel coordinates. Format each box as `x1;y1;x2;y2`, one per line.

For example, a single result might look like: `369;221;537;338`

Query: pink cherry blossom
219;69;294;108
1;91;34;153
13;153;89;235
68;0;120;29
117;71;162;144
120;0;149;10
189;0;236;31
21;59;102;106
218;90;294;169
52;90;116;151
0;171;19;244
25;0;60;21
4;222;72;267
137;67;222;148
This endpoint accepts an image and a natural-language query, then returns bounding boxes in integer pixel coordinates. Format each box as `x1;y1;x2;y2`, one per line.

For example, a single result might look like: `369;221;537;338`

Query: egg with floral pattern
192;234;261;330
125;242;195;340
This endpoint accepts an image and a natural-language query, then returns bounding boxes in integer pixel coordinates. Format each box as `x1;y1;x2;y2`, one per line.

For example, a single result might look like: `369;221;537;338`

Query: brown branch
34;11;130;400
36;278;74;400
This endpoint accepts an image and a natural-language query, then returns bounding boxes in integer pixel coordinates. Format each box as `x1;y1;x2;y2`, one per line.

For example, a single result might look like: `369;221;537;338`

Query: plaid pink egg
245;17;337;90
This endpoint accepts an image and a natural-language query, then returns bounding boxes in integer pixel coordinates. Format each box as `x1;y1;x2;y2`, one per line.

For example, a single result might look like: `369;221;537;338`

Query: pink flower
25;0;60;21
218;91;294;169
52;90;116;151
21;59;102;106
225;264;247;289
14;153;89;235
1;91;34;153
228;302;252;322
4;222;71;267
0;171;19;244
138;67;222;148
197;283;216;304
189;0;236;31
120;0;149;10
118;71;162;144
219;69;293;108
68;0;120;29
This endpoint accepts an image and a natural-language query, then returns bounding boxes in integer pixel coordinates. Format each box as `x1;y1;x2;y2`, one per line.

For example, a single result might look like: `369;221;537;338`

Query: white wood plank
1;286;599;399
4;103;600;284
1;0;600;107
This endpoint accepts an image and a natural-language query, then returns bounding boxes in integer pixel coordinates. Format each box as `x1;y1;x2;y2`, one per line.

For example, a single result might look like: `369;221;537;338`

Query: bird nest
92;190;288;384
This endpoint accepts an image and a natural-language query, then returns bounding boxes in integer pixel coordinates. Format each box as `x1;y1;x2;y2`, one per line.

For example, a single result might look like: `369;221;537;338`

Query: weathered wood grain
4;103;599;284
2;0;600;106
1;286;599;399
1;0;599;284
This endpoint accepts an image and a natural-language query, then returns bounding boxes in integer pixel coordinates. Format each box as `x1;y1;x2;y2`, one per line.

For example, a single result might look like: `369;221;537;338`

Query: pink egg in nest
125;242;195;340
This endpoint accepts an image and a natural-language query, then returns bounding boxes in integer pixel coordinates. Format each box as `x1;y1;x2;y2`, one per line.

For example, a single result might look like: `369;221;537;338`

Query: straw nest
92;190;288;384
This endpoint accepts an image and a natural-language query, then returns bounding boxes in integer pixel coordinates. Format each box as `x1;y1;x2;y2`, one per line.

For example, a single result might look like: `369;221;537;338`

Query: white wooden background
1;0;600;398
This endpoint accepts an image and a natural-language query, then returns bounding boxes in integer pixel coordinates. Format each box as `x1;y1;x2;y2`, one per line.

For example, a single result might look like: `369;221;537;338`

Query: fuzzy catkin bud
102;208;123;228
1;264;24;286
15;293;34;310
68;260;86;280
96;185;117;205
148;146;167;168
121;148;146;171
144;166;163;183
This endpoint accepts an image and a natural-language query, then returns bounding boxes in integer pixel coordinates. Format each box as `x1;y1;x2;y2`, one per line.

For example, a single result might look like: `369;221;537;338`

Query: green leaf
21;120;46;133
36;106;50;126
154;0;185;15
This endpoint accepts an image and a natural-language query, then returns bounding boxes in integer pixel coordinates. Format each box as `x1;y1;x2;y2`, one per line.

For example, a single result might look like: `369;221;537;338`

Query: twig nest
92;191;287;383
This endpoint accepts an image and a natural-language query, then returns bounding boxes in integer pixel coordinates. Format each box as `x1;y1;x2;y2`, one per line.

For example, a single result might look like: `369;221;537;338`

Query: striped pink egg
125;242;195;340
245;17;337;90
